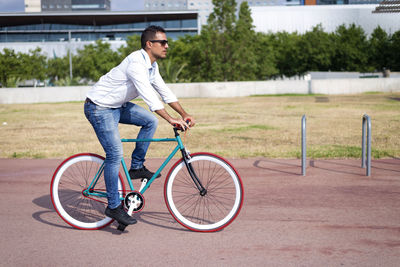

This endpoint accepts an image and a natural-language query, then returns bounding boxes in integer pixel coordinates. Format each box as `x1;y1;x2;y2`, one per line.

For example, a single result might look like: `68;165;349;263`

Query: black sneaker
105;204;137;226
129;166;161;180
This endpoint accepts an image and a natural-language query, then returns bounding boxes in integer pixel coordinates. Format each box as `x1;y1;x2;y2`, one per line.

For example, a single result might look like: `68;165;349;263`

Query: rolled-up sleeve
126;62;165;112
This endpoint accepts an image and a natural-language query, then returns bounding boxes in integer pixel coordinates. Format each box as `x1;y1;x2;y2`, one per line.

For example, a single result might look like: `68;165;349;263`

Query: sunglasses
149;39;168;46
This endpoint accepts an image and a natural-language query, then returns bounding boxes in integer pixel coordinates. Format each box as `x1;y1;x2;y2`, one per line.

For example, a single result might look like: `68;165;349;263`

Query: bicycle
50;127;244;232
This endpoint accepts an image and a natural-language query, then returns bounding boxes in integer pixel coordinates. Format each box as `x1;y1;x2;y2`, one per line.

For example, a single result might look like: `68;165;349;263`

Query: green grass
11;151;45;159
251;93;324;97
0;92;399;159
214;124;276;133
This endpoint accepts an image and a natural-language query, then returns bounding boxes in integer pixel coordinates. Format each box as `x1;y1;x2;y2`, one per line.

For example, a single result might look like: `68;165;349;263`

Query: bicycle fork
180;148;207;196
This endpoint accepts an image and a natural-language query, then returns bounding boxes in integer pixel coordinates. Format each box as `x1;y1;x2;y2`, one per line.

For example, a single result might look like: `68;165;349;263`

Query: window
182;19;197;28
165;20;180;28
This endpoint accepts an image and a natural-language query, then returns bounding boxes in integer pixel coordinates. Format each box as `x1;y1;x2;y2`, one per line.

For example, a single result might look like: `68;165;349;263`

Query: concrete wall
169;80;311;98
311;78;400;95
0;78;399;104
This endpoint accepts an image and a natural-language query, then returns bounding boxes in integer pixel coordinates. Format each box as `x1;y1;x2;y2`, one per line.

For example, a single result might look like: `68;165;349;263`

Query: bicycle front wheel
50;153;125;230
164;153;243;232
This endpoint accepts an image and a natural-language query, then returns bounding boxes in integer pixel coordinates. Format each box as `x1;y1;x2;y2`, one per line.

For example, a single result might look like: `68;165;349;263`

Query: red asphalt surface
0;158;399;266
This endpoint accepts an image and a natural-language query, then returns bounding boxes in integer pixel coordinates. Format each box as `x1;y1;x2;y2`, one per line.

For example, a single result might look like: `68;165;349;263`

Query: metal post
302;115;306;176
362;114;371;176
68;31;73;79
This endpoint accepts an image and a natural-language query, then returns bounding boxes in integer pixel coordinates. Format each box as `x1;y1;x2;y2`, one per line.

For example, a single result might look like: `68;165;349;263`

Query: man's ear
146;40;152;49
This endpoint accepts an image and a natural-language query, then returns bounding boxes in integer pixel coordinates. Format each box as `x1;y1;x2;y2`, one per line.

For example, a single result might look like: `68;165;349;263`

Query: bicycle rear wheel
50;153;125;230
164;152;243;232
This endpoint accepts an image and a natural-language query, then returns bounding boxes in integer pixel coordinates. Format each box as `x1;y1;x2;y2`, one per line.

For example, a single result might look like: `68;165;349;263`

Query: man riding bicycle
84;25;195;227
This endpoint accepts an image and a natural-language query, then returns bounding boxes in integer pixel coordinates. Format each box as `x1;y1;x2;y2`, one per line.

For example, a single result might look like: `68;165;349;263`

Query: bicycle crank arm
139;178;147;192
127;202;135;216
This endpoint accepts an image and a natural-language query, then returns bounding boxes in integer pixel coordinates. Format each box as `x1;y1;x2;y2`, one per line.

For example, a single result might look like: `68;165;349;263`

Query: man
84;25;195;227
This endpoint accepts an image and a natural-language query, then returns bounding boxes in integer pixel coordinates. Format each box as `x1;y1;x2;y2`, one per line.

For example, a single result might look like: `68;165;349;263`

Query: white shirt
86;49;178;111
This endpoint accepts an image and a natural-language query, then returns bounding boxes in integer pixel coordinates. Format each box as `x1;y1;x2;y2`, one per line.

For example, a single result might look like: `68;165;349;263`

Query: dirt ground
0;157;399;266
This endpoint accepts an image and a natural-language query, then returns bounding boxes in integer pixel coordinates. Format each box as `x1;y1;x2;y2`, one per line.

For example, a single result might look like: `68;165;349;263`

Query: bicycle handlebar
173;120;191;133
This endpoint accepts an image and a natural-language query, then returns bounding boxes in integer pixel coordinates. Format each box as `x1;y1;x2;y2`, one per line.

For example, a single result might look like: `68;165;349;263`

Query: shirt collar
140;49;157;70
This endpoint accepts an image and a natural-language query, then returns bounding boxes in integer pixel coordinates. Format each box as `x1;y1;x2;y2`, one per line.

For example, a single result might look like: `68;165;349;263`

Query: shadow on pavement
31;194;189;233
253;159;300;176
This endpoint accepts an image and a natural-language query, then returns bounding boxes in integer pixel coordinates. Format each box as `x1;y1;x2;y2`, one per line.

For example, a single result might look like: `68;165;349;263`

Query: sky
0;0;24;12
0;0;144;12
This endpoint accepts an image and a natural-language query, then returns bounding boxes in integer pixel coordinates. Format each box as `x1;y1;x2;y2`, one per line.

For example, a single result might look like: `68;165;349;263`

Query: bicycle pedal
117;223;127;232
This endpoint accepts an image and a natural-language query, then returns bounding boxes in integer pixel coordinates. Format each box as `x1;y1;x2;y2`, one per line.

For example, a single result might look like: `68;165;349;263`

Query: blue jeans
84;101;158;209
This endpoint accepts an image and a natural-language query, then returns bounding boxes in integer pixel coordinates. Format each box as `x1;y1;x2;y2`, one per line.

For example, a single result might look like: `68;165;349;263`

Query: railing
300;114;372;176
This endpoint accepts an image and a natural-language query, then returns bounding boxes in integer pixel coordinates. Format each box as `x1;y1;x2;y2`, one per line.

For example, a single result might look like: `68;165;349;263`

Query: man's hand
168;102;196;128
183;115;196;127
155;108;192;130
170;118;190;130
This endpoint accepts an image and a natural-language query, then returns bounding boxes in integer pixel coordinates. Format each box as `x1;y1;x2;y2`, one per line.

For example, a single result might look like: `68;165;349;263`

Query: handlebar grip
173;121;190;131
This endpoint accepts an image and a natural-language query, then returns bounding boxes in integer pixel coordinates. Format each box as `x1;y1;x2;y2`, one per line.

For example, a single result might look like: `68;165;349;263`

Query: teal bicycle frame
84;129;191;201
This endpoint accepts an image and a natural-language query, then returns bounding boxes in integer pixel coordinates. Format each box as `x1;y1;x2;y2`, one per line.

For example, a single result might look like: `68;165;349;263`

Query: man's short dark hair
141;25;166;49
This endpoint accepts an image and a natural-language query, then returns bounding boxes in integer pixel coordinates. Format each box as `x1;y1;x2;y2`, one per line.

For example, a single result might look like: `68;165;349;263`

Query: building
25;0;41;12
144;0;296;25
142;0;384;25
144;0;188;10
40;0;111;12
317;0;380;4
0;11;198;57
373;0;400;13
1;1;399;58
251;4;400;35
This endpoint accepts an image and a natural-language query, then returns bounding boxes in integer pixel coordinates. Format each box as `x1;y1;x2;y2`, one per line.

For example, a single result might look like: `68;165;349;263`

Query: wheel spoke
165;153;243;232
51;154;124;230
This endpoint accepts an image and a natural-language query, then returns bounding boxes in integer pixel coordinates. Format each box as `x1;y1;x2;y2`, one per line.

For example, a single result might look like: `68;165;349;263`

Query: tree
157;35;196;83
73;40;120;82
253;32;278;79
20;48;47;82
118;35;141;59
158;57;187;83
270;31;303;77
368;26;391;72
46;54;70;85
199;0;238;81
0;48;22;87
176;34;208;82
298;24;335;73
193;0;269;81
388;30;400;71
0;48;46;87
231;1;258;81
208;0;236;33
331;24;370;72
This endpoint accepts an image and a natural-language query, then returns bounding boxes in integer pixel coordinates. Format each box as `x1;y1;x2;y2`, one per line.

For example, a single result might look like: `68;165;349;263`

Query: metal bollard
362;114;371;176
302;115;306;176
